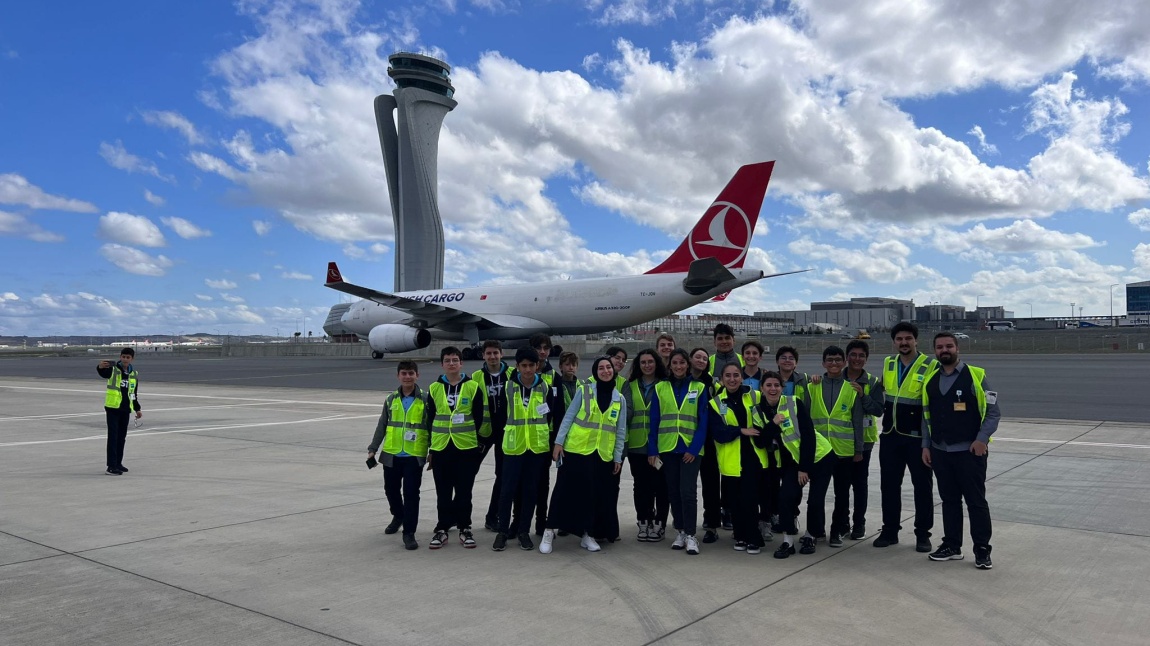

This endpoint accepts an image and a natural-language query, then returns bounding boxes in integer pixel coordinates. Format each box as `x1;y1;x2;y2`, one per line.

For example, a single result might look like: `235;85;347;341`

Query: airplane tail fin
706;291;731;303
646;161;774;274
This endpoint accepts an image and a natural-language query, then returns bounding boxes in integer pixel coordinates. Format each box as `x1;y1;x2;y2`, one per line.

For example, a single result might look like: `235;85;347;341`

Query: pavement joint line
0;384;383;407
0;401;289;422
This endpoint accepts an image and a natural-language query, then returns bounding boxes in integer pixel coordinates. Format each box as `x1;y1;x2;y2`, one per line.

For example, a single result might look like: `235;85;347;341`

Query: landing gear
371;351;383;360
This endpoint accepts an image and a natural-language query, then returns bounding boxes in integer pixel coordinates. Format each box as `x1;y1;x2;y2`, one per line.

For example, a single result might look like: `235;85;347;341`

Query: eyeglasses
823;358;844;364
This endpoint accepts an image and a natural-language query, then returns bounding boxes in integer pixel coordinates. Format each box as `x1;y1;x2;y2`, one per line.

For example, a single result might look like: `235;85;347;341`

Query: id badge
718;403;728;415
536;402;550;415
864;417;874;427
404;430;418;442
686;390;698;401
953;402;967;412
451;413;465;424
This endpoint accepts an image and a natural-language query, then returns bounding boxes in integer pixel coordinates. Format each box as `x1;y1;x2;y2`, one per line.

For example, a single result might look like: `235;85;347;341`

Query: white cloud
252;219;272;235
187;151;239;180
195;294;213;301
1129;208;1150;233
281;271;314;280
342;242;390;260
247;272;262;281
1135;244;1150;276
161;216;212;239
1;292;18;301
143;189;165;206
967;125;997;156
0;211;65;242
98;141;172;181
98;244;174;276
141;110;205;145
205;278;238;290
0;174;97;212
98;212;166;247
931;220;1102;255
220;293;245;303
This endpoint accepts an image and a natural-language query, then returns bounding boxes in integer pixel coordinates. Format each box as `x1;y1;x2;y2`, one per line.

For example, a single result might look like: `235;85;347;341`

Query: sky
2;0;1149;337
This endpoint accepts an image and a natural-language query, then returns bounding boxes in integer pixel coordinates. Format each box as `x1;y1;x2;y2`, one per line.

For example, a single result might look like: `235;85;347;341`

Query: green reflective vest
503;378;551;456
708;353;745;377
883;353;937;435
429;379;480;451
776;395;833;465
861;374;880;444
808;379;858;457
564;383;622;462
472;363;512;438
381;389;430;458
625;379;654;451
104;367;138;409
710;388;767;477
654;380;706;453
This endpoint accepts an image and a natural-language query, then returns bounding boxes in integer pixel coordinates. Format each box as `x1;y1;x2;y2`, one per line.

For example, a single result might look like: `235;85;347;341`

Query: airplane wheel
461;347;476;361
371;351;383;359
551;345;563;358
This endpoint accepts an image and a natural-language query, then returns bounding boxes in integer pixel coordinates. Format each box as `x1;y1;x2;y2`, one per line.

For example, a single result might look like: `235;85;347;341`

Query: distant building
758;297;913;331
1128;281;1150;325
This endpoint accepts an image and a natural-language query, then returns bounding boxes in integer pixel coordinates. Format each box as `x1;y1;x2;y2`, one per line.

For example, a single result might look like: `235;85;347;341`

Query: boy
512;334;567;536
426;347;485;549
558;351;581;407
844;339;885;539
474;340;513;531
97;348;142;475
806;346;865;548
367;360;429;550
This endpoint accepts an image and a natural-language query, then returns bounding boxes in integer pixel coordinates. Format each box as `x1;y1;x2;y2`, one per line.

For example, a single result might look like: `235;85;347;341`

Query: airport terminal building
755;297;914;332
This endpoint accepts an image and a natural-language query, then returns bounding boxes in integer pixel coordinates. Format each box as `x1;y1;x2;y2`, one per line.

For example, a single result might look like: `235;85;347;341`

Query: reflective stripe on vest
430;380;480;451
777;395;833;464
863;375;879;444
923;365;988;426
655;380;705;454
503;381;550;456
882;353;937;435
565;382;622;462
104;368;138;409
625;380;652;450
473;364;512;438
710;389;767;477
808;380;858;457
381;390;429;458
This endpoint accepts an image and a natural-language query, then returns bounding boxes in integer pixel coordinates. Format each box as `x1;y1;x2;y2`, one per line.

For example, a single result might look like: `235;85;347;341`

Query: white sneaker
759;520;774;542
636;521;649;542
671;530;686;550
539;529;555;554
685;534;700;555
649;521;663;542
580;533;601;552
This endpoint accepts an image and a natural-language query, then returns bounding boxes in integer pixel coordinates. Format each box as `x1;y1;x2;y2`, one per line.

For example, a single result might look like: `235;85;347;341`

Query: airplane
323;161;806;359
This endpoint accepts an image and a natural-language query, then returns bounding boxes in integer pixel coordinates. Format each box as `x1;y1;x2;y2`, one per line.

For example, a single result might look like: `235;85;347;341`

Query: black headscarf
589;356;616;411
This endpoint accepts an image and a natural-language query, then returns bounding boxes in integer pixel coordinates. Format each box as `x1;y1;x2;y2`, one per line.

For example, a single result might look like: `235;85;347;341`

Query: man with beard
921;332;1000;570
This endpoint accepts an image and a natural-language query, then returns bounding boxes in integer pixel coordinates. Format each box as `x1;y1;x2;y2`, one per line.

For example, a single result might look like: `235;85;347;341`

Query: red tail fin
326;262;344;284
706;291;731;303
646;161;774;274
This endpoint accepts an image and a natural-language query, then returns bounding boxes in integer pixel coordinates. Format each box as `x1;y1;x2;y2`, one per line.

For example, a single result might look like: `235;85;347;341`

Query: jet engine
368;324;431;354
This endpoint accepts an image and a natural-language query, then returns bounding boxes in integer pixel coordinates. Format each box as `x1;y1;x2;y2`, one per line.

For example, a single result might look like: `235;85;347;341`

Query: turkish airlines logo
326;263;343;283
687;201;751;268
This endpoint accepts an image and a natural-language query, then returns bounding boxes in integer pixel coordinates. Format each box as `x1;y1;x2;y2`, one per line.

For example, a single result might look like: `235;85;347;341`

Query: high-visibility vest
775;395;833;464
503;378;551;456
472;363;512;438
923;365;988;437
710;388;767;476
104;366;138;409
654;380;706;453
781;372;809;403
624;379;654;451
564;382;622;462
708;353;745;376
429;379;480;451
380;389;429;458
882;353;936;435
807;380;858;457
860;373;880;444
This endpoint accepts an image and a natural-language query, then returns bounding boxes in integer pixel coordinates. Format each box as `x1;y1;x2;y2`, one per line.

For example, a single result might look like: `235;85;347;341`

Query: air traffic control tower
375;52;457;292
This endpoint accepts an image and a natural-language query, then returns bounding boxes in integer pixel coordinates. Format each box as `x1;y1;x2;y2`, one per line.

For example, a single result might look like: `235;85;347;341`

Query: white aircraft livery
323;161;804;358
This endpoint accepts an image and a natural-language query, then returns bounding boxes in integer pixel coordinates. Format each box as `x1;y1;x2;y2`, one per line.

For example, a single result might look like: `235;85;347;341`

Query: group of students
367;322;999;569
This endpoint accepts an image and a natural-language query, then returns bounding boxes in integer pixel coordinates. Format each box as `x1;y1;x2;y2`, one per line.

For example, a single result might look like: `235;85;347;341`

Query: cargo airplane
323;161;803;358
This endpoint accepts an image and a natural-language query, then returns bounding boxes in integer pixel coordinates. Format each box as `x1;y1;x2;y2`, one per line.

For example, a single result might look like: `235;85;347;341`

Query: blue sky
2;0;1149;336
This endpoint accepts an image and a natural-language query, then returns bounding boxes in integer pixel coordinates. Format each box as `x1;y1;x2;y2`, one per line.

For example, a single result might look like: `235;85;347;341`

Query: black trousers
383;456;423;534
430;443;481;532
879;432;934;539
478;430;506;526
627;453;669;524
780;456;834;537
759;463;780;523
700;438;724;529
512;455;552;535
931;448;992;549
722;461;765;547
105;407;130;469
830;455;855;537
498;452;548;535
851;447;873;528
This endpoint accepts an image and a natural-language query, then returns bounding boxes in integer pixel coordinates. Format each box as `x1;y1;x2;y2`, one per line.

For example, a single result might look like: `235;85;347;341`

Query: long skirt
592;460;621;541
546;452;604;536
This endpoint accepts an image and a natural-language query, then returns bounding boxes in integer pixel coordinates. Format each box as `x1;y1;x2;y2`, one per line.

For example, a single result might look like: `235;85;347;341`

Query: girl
624;349;669;542
709;362;770;554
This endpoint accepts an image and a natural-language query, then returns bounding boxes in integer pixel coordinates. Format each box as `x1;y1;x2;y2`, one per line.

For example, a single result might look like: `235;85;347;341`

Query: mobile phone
366;455;378;469
653;457;663;470
555;454;564;468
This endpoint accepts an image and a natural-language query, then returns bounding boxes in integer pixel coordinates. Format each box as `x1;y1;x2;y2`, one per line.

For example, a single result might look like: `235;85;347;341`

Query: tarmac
2;356;1149;645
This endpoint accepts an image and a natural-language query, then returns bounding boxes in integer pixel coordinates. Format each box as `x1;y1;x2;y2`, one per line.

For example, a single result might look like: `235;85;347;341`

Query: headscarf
589;356;616;411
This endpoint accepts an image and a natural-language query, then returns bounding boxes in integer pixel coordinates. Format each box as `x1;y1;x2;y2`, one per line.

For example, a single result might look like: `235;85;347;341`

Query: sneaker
636;521;650;542
384;517;403;535
770;513;783;534
429;530;448;549
539;529;555;554
773;542;795;559
829;533;844;548
685;534;700;555
974;546;993;570
747;544;761;555
105;468;121;476
403;533;419;550
799;536;816;555
459;528;477;549
518;532;534;551
721;510;733;531
484;520;498;532
492;533;508;551
580;534;602;552
671;530;687;550
117;465;129;473
916;537;933;553
758;520;774;543
702;529;719;544
650;522;666;542
733;540;747;551
850;525;866;540
872;534;899;548
928;545;963;561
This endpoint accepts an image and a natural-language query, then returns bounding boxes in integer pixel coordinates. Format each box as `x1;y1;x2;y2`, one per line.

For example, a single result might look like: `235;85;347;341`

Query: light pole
1110;283;1119;326
1069;302;1075;319
975;294;985;310
1023;302;1032;318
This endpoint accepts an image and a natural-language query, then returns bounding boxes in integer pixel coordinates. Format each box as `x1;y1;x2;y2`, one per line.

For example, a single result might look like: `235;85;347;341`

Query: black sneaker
916;537;933;553
733;540;747;551
384;517;403;535
117;465;129;473
974;546;993;569
872;534;898;548
702;529;719;544
828;533;844;548
720;510;733;531
459;528;477;549
850;525;865;540
928;545;963;561
517;532;534;551
429;530;448;549
798;536;816;555
484;520;498;532
402;533;419;550
773;542;795;559
105;468;121;476
492;533;508;551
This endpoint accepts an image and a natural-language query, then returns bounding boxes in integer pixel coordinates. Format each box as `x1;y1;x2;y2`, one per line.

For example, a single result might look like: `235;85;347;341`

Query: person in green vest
97;347;142;476
807;345;865;548
426;347;485;550
844;339;885;540
511;333;566;537
604;345;629;392
558;351;581;408
366;360;429;551
540;357;628;553
592;345;629;542
696;337;731;540
474;340;513;532
648;348;710;555
769;345;810;536
709;362;770;554
625;349;669;542
756;371;835;558
493;347;564;552
655;333;676;369
688;347;715;391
